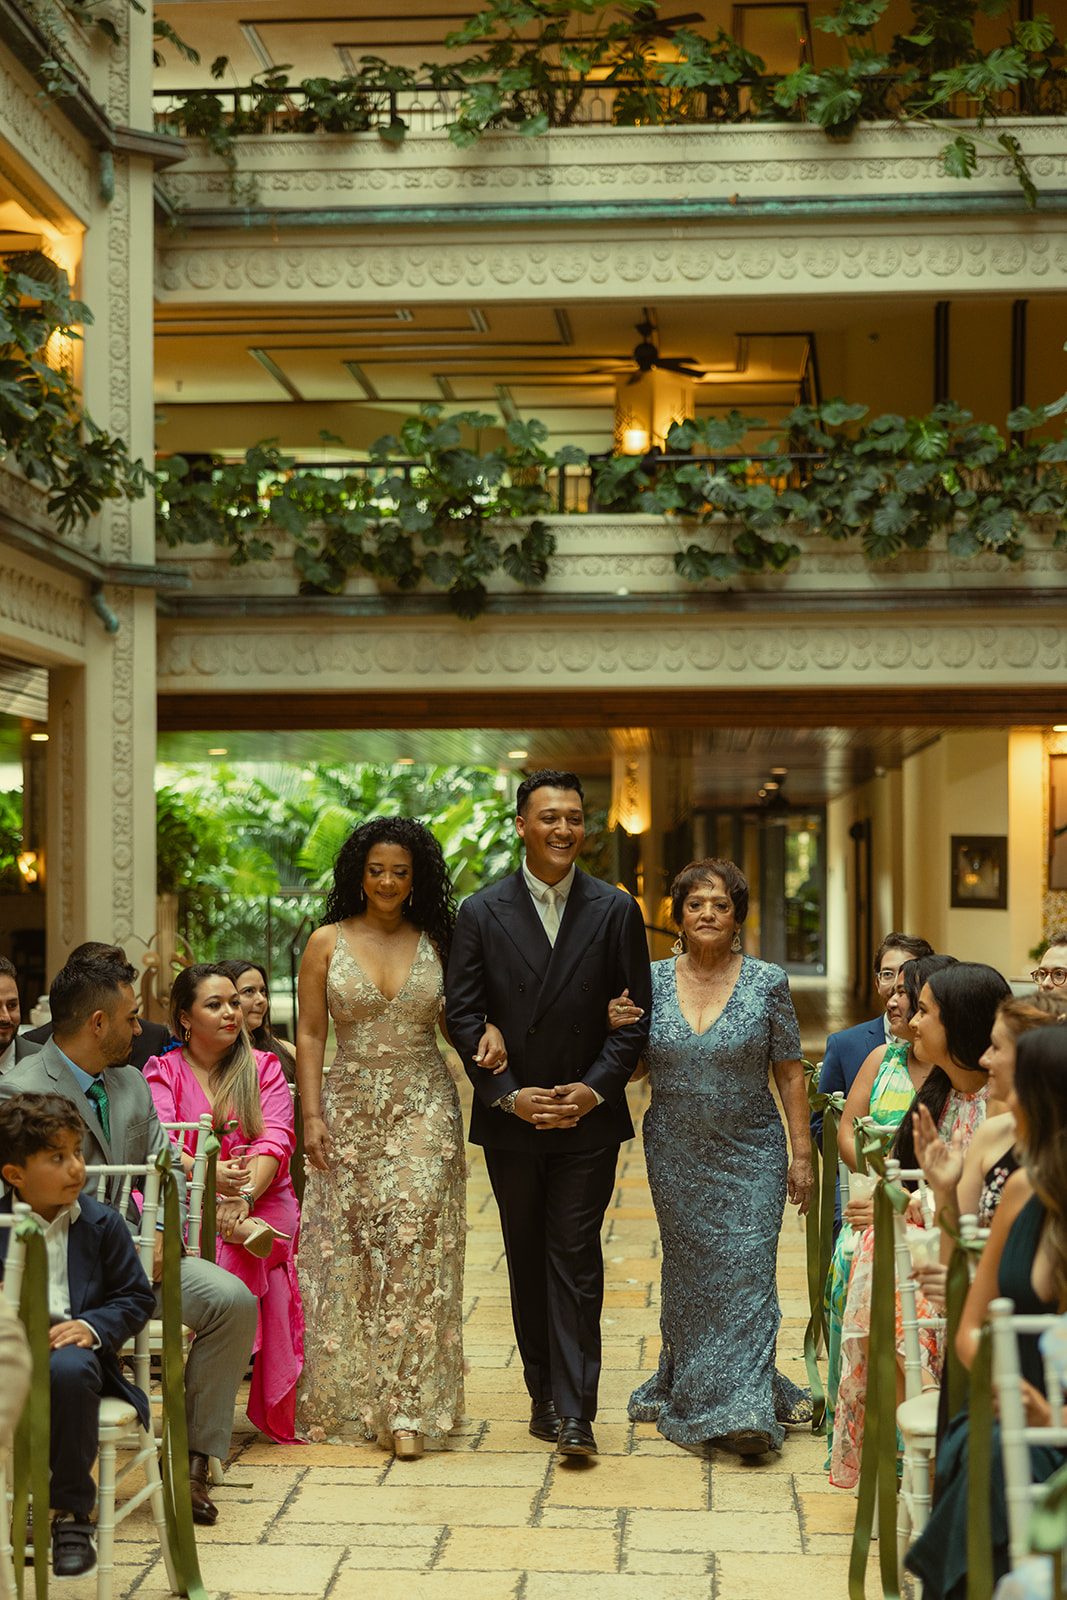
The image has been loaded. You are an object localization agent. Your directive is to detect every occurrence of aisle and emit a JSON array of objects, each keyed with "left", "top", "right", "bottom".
[{"left": 102, "top": 1075, "right": 863, "bottom": 1600}]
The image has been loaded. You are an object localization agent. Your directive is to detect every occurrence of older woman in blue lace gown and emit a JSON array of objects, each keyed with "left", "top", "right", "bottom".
[{"left": 626, "top": 858, "right": 814, "bottom": 1456}]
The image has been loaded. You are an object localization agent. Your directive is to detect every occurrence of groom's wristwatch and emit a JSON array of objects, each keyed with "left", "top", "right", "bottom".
[{"left": 497, "top": 1090, "right": 520, "bottom": 1115}]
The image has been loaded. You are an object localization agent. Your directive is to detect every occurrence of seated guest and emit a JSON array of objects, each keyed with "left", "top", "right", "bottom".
[
  {"left": 216, "top": 959, "right": 296, "bottom": 1080},
  {"left": 0, "top": 956, "right": 40, "bottom": 1075},
  {"left": 823, "top": 954, "right": 955, "bottom": 1448},
  {"left": 913, "top": 992, "right": 1067, "bottom": 1308},
  {"left": 23, "top": 943, "right": 169, "bottom": 1071},
  {"left": 815, "top": 932, "right": 933, "bottom": 1239},
  {"left": 145, "top": 964, "right": 303, "bottom": 1443},
  {"left": 906, "top": 1024, "right": 1067, "bottom": 1599},
  {"left": 0, "top": 957, "right": 258, "bottom": 1525},
  {"left": 1033, "top": 933, "right": 1067, "bottom": 996},
  {"left": 0, "top": 1092, "right": 155, "bottom": 1578},
  {"left": 818, "top": 932, "right": 935, "bottom": 1111},
  {"left": 830, "top": 960, "right": 1011, "bottom": 1487},
  {"left": 0, "top": 1293, "right": 30, "bottom": 1453}
]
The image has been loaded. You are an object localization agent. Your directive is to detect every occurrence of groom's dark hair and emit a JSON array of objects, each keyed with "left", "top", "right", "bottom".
[{"left": 516, "top": 769, "right": 584, "bottom": 816}]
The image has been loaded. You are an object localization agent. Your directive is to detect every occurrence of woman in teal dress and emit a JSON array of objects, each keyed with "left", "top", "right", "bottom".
[{"left": 627, "top": 858, "right": 814, "bottom": 1456}]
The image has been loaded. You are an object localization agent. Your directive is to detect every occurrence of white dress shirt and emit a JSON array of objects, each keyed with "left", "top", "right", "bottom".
[
  {"left": 522, "top": 860, "right": 575, "bottom": 945},
  {"left": 520, "top": 859, "right": 602, "bottom": 1106},
  {"left": 31, "top": 1200, "right": 101, "bottom": 1347},
  {"left": 0, "top": 1040, "right": 13, "bottom": 1077}
]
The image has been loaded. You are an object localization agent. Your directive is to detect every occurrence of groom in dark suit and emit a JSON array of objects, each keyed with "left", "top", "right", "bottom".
[{"left": 446, "top": 770, "right": 651, "bottom": 1457}]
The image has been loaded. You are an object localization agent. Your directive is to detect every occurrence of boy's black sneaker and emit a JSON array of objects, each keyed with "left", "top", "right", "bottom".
[{"left": 51, "top": 1513, "right": 96, "bottom": 1578}]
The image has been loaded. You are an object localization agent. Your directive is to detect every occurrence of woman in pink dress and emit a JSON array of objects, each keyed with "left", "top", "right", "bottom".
[{"left": 145, "top": 963, "right": 304, "bottom": 1443}]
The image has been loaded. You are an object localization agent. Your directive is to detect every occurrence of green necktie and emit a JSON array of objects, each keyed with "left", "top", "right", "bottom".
[{"left": 85, "top": 1078, "right": 110, "bottom": 1143}]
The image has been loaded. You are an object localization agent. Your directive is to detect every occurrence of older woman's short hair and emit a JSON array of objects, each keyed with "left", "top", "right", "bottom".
[{"left": 669, "top": 858, "right": 749, "bottom": 927}]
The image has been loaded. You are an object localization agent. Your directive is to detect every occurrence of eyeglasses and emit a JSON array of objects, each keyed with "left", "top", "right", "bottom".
[
  {"left": 1031, "top": 968, "right": 1067, "bottom": 987},
  {"left": 876, "top": 968, "right": 898, "bottom": 983}
]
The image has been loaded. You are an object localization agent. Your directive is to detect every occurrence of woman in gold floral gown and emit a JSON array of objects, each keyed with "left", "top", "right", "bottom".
[{"left": 294, "top": 818, "right": 504, "bottom": 1458}]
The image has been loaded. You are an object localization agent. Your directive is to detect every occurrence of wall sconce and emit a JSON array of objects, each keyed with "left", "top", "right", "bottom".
[
  {"left": 612, "top": 758, "right": 651, "bottom": 834},
  {"left": 622, "top": 427, "right": 650, "bottom": 454},
  {"left": 17, "top": 851, "right": 39, "bottom": 885}
]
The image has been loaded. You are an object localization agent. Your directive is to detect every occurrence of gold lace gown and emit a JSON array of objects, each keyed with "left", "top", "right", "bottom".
[{"left": 295, "top": 927, "right": 466, "bottom": 1442}]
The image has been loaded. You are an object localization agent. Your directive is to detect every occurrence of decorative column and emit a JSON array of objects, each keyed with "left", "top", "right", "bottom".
[{"left": 44, "top": 1, "right": 159, "bottom": 970}]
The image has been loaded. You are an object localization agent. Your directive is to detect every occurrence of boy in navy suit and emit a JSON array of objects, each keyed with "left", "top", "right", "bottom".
[{"left": 0, "top": 1092, "right": 155, "bottom": 1578}]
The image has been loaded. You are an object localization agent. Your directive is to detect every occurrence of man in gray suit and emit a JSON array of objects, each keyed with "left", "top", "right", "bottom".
[
  {"left": 0, "top": 957, "right": 41, "bottom": 1076},
  {"left": 0, "top": 956, "right": 257, "bottom": 1525}
]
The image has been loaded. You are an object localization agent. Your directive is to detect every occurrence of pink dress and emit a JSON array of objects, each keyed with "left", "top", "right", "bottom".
[{"left": 144, "top": 1047, "right": 305, "bottom": 1443}]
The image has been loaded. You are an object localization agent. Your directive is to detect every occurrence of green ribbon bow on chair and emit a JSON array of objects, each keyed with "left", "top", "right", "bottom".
[
  {"left": 11, "top": 1217, "right": 49, "bottom": 1600},
  {"left": 848, "top": 1134, "right": 910, "bottom": 1600},
  {"left": 199, "top": 1128, "right": 222, "bottom": 1266},
  {"left": 939, "top": 1212, "right": 986, "bottom": 1422},
  {"left": 965, "top": 1324, "right": 996, "bottom": 1600},
  {"left": 155, "top": 1145, "right": 212, "bottom": 1600},
  {"left": 803, "top": 1062, "right": 845, "bottom": 1433}
]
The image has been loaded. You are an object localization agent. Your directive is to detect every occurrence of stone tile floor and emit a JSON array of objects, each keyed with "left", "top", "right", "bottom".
[{"left": 73, "top": 1075, "right": 867, "bottom": 1600}]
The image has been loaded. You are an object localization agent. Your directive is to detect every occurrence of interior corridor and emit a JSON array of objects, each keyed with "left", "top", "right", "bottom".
[{"left": 87, "top": 1071, "right": 865, "bottom": 1600}]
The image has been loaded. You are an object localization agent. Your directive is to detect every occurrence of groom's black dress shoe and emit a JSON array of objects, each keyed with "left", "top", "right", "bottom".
[
  {"left": 557, "top": 1417, "right": 597, "bottom": 1457},
  {"left": 530, "top": 1399, "right": 561, "bottom": 1442}
]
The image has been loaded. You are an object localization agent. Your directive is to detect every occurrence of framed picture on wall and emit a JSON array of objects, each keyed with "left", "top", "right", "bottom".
[
  {"left": 1050, "top": 754, "right": 1067, "bottom": 891},
  {"left": 950, "top": 836, "right": 1008, "bottom": 909}
]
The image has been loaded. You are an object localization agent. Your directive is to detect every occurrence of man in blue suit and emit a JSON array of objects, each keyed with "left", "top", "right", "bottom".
[
  {"left": 0, "top": 1091, "right": 156, "bottom": 1578},
  {"left": 816, "top": 932, "right": 933, "bottom": 1236}
]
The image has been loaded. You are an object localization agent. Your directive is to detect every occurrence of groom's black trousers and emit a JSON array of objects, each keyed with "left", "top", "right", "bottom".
[{"left": 483, "top": 1141, "right": 619, "bottom": 1421}]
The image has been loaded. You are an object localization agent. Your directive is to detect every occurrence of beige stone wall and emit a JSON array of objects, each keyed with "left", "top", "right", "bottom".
[{"left": 0, "top": 3, "right": 159, "bottom": 972}]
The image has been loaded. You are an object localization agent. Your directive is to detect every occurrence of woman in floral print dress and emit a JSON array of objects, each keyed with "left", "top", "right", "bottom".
[{"left": 294, "top": 818, "right": 503, "bottom": 1458}]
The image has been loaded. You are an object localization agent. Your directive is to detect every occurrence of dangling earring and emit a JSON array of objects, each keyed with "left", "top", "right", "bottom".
[
  {"left": 731, "top": 932, "right": 742, "bottom": 954},
  {"left": 671, "top": 936, "right": 685, "bottom": 956}
]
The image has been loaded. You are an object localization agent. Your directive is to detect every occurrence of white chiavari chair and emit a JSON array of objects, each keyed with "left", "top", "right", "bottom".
[
  {"left": 991, "top": 1297, "right": 1067, "bottom": 1573},
  {"left": 891, "top": 1158, "right": 949, "bottom": 1588},
  {"left": 159, "top": 1114, "right": 214, "bottom": 1257},
  {"left": 83, "top": 1163, "right": 179, "bottom": 1600}
]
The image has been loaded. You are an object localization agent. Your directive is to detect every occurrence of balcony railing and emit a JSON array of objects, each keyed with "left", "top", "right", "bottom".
[{"left": 151, "top": 73, "right": 1053, "bottom": 141}]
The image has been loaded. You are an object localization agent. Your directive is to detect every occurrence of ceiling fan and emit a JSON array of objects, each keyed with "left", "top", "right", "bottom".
[
  {"left": 630, "top": 4, "right": 706, "bottom": 40},
  {"left": 624, "top": 309, "right": 706, "bottom": 385}
]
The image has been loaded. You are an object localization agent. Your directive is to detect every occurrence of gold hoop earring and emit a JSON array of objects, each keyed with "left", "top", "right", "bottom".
[
  {"left": 671, "top": 936, "right": 685, "bottom": 956},
  {"left": 182, "top": 1025, "right": 191, "bottom": 1043},
  {"left": 731, "top": 933, "right": 742, "bottom": 954}
]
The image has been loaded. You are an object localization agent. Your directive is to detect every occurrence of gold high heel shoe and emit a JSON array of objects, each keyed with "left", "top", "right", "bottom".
[
  {"left": 392, "top": 1431, "right": 424, "bottom": 1460},
  {"left": 241, "top": 1218, "right": 291, "bottom": 1259}
]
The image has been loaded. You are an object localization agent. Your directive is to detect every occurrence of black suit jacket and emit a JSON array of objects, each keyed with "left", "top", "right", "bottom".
[
  {"left": 446, "top": 868, "right": 652, "bottom": 1153},
  {"left": 24, "top": 1018, "right": 171, "bottom": 1073},
  {"left": 0, "top": 1191, "right": 155, "bottom": 1426}
]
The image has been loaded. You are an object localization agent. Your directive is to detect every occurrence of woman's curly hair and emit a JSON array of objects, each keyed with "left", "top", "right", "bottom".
[{"left": 322, "top": 817, "right": 458, "bottom": 965}]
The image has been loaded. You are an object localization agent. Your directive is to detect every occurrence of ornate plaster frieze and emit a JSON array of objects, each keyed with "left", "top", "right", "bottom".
[
  {"left": 0, "top": 556, "right": 87, "bottom": 656},
  {"left": 156, "top": 118, "right": 1067, "bottom": 216},
  {"left": 107, "top": 586, "right": 135, "bottom": 941},
  {"left": 156, "top": 220, "right": 1067, "bottom": 305},
  {"left": 155, "top": 519, "right": 1067, "bottom": 600},
  {"left": 157, "top": 614, "right": 1067, "bottom": 695},
  {"left": 0, "top": 38, "right": 92, "bottom": 220},
  {"left": 57, "top": 690, "right": 76, "bottom": 946},
  {"left": 103, "top": 154, "right": 133, "bottom": 563}
]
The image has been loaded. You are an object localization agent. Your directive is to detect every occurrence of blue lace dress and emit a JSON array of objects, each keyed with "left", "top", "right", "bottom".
[{"left": 628, "top": 955, "right": 810, "bottom": 1450}]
